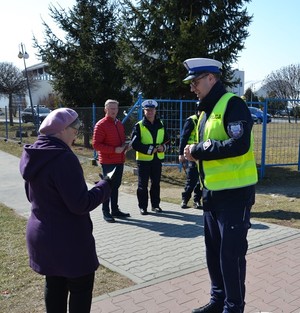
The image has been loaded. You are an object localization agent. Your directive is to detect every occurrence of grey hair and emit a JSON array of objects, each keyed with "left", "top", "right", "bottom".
[{"left": 104, "top": 99, "right": 119, "bottom": 108}]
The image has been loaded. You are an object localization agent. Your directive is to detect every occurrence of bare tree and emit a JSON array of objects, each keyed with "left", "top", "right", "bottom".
[
  {"left": 264, "top": 64, "right": 300, "bottom": 122},
  {"left": 0, "top": 62, "right": 29, "bottom": 126}
]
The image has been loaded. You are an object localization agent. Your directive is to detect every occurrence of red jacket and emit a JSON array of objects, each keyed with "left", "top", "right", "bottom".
[{"left": 92, "top": 116, "right": 126, "bottom": 164}]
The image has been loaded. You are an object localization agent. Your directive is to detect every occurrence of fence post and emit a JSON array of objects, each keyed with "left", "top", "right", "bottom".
[
  {"left": 137, "top": 92, "right": 143, "bottom": 121},
  {"left": 92, "top": 103, "right": 97, "bottom": 164},
  {"left": 259, "top": 100, "right": 268, "bottom": 179},
  {"left": 298, "top": 139, "right": 300, "bottom": 171},
  {"left": 4, "top": 106, "right": 8, "bottom": 141},
  {"left": 18, "top": 105, "right": 23, "bottom": 144},
  {"left": 178, "top": 100, "right": 183, "bottom": 172}
]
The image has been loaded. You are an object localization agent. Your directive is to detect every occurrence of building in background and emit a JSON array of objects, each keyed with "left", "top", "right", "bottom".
[
  {"left": 0, "top": 62, "right": 54, "bottom": 110},
  {"left": 24, "top": 62, "right": 54, "bottom": 107},
  {"left": 229, "top": 69, "right": 244, "bottom": 97}
]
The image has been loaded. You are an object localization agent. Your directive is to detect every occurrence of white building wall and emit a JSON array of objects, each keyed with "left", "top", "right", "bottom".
[
  {"left": 31, "top": 79, "right": 53, "bottom": 106},
  {"left": 229, "top": 70, "right": 245, "bottom": 97}
]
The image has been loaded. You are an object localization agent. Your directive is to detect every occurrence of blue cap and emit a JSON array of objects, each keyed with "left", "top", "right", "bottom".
[
  {"left": 142, "top": 99, "right": 158, "bottom": 109},
  {"left": 183, "top": 58, "right": 222, "bottom": 83}
]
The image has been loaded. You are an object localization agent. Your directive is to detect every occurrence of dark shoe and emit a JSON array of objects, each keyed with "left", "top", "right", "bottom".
[
  {"left": 140, "top": 208, "right": 148, "bottom": 215},
  {"left": 193, "top": 201, "right": 202, "bottom": 210},
  {"left": 151, "top": 207, "right": 162, "bottom": 213},
  {"left": 112, "top": 210, "right": 130, "bottom": 218},
  {"left": 192, "top": 302, "right": 223, "bottom": 313},
  {"left": 103, "top": 212, "right": 115, "bottom": 223},
  {"left": 181, "top": 201, "right": 188, "bottom": 209}
]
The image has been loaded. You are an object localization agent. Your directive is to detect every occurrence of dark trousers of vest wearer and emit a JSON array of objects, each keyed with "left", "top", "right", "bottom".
[
  {"left": 101, "top": 163, "right": 124, "bottom": 214},
  {"left": 204, "top": 206, "right": 251, "bottom": 313},
  {"left": 181, "top": 161, "right": 201, "bottom": 203},
  {"left": 137, "top": 161, "right": 162, "bottom": 209},
  {"left": 44, "top": 272, "right": 95, "bottom": 313}
]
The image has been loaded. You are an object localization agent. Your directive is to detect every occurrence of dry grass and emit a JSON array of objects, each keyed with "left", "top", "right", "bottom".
[{"left": 0, "top": 203, "right": 134, "bottom": 313}]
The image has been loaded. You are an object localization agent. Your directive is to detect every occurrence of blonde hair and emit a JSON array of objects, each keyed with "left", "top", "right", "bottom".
[{"left": 104, "top": 99, "right": 119, "bottom": 108}]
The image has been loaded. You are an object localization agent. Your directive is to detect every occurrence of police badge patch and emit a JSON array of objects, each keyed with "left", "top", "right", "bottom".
[
  {"left": 227, "top": 122, "right": 244, "bottom": 139},
  {"left": 203, "top": 139, "right": 212, "bottom": 150}
]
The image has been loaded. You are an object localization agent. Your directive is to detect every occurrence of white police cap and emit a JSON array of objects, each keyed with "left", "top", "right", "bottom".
[
  {"left": 182, "top": 58, "right": 222, "bottom": 83},
  {"left": 141, "top": 99, "right": 158, "bottom": 109}
]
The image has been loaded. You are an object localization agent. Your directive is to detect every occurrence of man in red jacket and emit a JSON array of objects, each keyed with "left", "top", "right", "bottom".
[{"left": 92, "top": 99, "right": 130, "bottom": 223}]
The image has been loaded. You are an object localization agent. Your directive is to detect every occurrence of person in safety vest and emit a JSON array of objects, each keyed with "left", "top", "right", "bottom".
[
  {"left": 178, "top": 109, "right": 202, "bottom": 209},
  {"left": 131, "top": 99, "right": 170, "bottom": 215},
  {"left": 183, "top": 58, "right": 258, "bottom": 313}
]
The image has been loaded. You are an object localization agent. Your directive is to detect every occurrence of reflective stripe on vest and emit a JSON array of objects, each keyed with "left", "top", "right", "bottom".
[
  {"left": 187, "top": 114, "right": 198, "bottom": 144},
  {"left": 202, "top": 93, "right": 258, "bottom": 190},
  {"left": 136, "top": 121, "right": 165, "bottom": 161}
]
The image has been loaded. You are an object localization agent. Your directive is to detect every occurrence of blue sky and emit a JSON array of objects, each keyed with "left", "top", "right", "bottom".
[{"left": 1, "top": 0, "right": 299, "bottom": 91}]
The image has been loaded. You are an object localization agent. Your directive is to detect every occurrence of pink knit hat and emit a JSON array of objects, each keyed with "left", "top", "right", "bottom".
[{"left": 39, "top": 108, "right": 78, "bottom": 135}]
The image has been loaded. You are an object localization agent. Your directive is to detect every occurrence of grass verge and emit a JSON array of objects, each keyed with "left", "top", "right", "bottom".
[{"left": 0, "top": 203, "right": 134, "bottom": 313}]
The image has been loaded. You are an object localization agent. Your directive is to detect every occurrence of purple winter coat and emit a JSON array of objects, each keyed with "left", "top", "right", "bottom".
[{"left": 19, "top": 135, "right": 111, "bottom": 278}]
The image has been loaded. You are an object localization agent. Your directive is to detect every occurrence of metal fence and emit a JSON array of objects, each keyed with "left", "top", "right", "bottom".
[
  {"left": 1, "top": 95, "right": 299, "bottom": 178},
  {"left": 248, "top": 99, "right": 300, "bottom": 178}
]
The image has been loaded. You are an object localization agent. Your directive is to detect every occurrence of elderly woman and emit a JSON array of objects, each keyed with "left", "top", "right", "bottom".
[{"left": 19, "top": 108, "right": 112, "bottom": 313}]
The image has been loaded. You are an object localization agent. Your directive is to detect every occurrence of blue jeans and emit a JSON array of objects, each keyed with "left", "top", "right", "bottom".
[{"left": 101, "top": 163, "right": 124, "bottom": 214}]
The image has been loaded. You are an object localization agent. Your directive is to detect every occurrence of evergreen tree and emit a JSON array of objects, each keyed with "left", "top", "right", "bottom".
[
  {"left": 34, "top": 0, "right": 132, "bottom": 108},
  {"left": 117, "top": 0, "right": 252, "bottom": 99}
]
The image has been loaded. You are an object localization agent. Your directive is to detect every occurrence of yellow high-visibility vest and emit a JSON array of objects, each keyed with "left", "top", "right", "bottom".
[
  {"left": 187, "top": 114, "right": 198, "bottom": 144},
  {"left": 136, "top": 121, "right": 165, "bottom": 161},
  {"left": 199, "top": 93, "right": 258, "bottom": 190}
]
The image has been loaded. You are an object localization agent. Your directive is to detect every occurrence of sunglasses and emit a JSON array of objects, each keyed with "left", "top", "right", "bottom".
[{"left": 190, "top": 73, "right": 209, "bottom": 88}]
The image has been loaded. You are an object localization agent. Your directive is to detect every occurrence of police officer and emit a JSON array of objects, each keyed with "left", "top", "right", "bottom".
[
  {"left": 178, "top": 110, "right": 202, "bottom": 209},
  {"left": 131, "top": 99, "right": 169, "bottom": 215},
  {"left": 183, "top": 58, "right": 257, "bottom": 313}
]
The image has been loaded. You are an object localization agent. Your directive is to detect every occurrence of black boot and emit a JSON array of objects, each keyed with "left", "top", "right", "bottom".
[
  {"left": 192, "top": 302, "right": 223, "bottom": 313},
  {"left": 112, "top": 209, "right": 130, "bottom": 218},
  {"left": 103, "top": 211, "right": 115, "bottom": 223}
]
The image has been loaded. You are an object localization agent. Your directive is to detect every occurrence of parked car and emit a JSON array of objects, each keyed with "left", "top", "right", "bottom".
[
  {"left": 21, "top": 107, "right": 51, "bottom": 124},
  {"left": 248, "top": 107, "right": 271, "bottom": 124},
  {"left": 251, "top": 113, "right": 258, "bottom": 123},
  {"left": 275, "top": 109, "right": 294, "bottom": 117}
]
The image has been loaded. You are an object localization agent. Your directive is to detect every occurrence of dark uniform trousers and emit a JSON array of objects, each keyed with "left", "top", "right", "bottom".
[
  {"left": 137, "top": 161, "right": 162, "bottom": 209},
  {"left": 204, "top": 205, "right": 251, "bottom": 312},
  {"left": 182, "top": 160, "right": 201, "bottom": 203}
]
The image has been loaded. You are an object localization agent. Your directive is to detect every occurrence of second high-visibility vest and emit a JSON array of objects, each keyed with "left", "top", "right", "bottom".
[
  {"left": 136, "top": 121, "right": 165, "bottom": 161},
  {"left": 187, "top": 114, "right": 198, "bottom": 144}
]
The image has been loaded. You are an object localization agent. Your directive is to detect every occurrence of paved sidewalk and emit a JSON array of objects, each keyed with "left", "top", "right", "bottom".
[{"left": 1, "top": 150, "right": 300, "bottom": 313}]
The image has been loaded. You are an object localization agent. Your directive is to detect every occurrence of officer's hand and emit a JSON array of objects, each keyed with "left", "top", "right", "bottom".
[
  {"left": 184, "top": 145, "right": 197, "bottom": 162},
  {"left": 156, "top": 145, "right": 164, "bottom": 152},
  {"left": 178, "top": 155, "right": 185, "bottom": 163}
]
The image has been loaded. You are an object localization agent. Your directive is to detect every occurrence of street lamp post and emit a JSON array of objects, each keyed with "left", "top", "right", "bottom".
[{"left": 18, "top": 43, "right": 38, "bottom": 134}]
